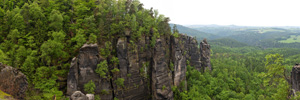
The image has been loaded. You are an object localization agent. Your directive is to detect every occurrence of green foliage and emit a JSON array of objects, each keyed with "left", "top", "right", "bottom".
[
  {"left": 33, "top": 66, "right": 63, "bottom": 99},
  {"left": 0, "top": 0, "right": 171, "bottom": 99},
  {"left": 84, "top": 80, "right": 96, "bottom": 94},
  {"left": 140, "top": 62, "right": 149, "bottom": 78},
  {"left": 162, "top": 85, "right": 166, "bottom": 91},
  {"left": 172, "top": 86, "right": 188, "bottom": 100},
  {"left": 114, "top": 97, "right": 119, "bottom": 100},
  {"left": 100, "top": 42, "right": 112, "bottom": 58},
  {"left": 88, "top": 33, "right": 97, "bottom": 44},
  {"left": 49, "top": 10, "right": 63, "bottom": 31},
  {"left": 185, "top": 43, "right": 293, "bottom": 100},
  {"left": 170, "top": 62, "right": 174, "bottom": 71},
  {"left": 101, "top": 89, "right": 109, "bottom": 95},
  {"left": 96, "top": 60, "right": 109, "bottom": 78},
  {"left": 115, "top": 78, "right": 125, "bottom": 87},
  {"left": 127, "top": 74, "right": 132, "bottom": 77},
  {"left": 0, "top": 49, "right": 8, "bottom": 64},
  {"left": 71, "top": 29, "right": 86, "bottom": 50},
  {"left": 95, "top": 95, "right": 101, "bottom": 100},
  {"left": 279, "top": 35, "right": 300, "bottom": 43},
  {"left": 41, "top": 31, "right": 66, "bottom": 65},
  {"left": 110, "top": 56, "right": 119, "bottom": 66},
  {"left": 111, "top": 68, "right": 120, "bottom": 73}
]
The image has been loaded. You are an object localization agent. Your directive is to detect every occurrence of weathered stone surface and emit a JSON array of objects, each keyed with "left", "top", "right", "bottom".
[
  {"left": 170, "top": 36, "right": 187, "bottom": 87},
  {"left": 291, "top": 64, "right": 300, "bottom": 96},
  {"left": 0, "top": 63, "right": 28, "bottom": 99},
  {"left": 67, "top": 34, "right": 211, "bottom": 100},
  {"left": 170, "top": 34, "right": 202, "bottom": 87},
  {"left": 152, "top": 38, "right": 174, "bottom": 100},
  {"left": 67, "top": 43, "right": 113, "bottom": 99},
  {"left": 200, "top": 39, "right": 211, "bottom": 71},
  {"left": 185, "top": 36, "right": 201, "bottom": 72},
  {"left": 71, "top": 91, "right": 88, "bottom": 100},
  {"left": 113, "top": 37, "right": 151, "bottom": 100},
  {"left": 86, "top": 94, "right": 94, "bottom": 100}
]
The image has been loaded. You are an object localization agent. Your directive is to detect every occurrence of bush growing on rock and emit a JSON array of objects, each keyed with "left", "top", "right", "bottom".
[
  {"left": 115, "top": 78, "right": 125, "bottom": 87},
  {"left": 84, "top": 80, "right": 96, "bottom": 94},
  {"left": 96, "top": 60, "right": 109, "bottom": 78}
]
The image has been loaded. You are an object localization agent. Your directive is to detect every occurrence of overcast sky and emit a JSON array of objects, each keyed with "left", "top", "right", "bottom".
[{"left": 139, "top": 0, "right": 300, "bottom": 26}]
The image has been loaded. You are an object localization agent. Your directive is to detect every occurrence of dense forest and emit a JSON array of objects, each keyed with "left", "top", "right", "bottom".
[
  {"left": 176, "top": 25, "right": 300, "bottom": 99},
  {"left": 0, "top": 0, "right": 172, "bottom": 99},
  {"left": 0, "top": 0, "right": 299, "bottom": 100},
  {"left": 176, "top": 24, "right": 300, "bottom": 49}
]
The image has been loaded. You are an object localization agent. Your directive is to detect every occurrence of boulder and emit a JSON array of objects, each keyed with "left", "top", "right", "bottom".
[
  {"left": 71, "top": 91, "right": 88, "bottom": 100},
  {"left": 0, "top": 63, "right": 28, "bottom": 99},
  {"left": 86, "top": 94, "right": 94, "bottom": 100}
]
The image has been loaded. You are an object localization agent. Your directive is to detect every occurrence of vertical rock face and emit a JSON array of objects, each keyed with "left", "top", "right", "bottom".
[
  {"left": 170, "top": 34, "right": 202, "bottom": 87},
  {"left": 170, "top": 35, "right": 187, "bottom": 87},
  {"left": 291, "top": 64, "right": 300, "bottom": 94},
  {"left": 113, "top": 37, "right": 151, "bottom": 100},
  {"left": 0, "top": 63, "right": 28, "bottom": 99},
  {"left": 152, "top": 38, "right": 174, "bottom": 100},
  {"left": 67, "top": 34, "right": 211, "bottom": 100},
  {"left": 67, "top": 43, "right": 113, "bottom": 99},
  {"left": 186, "top": 36, "right": 202, "bottom": 72},
  {"left": 200, "top": 39, "right": 211, "bottom": 71}
]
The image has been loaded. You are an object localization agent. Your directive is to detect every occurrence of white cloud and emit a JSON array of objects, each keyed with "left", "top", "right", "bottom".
[{"left": 139, "top": 0, "right": 300, "bottom": 26}]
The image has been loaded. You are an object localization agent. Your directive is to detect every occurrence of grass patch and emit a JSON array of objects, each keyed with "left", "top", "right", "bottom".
[
  {"left": 279, "top": 35, "right": 300, "bottom": 43},
  {"left": 257, "top": 28, "right": 285, "bottom": 33}
]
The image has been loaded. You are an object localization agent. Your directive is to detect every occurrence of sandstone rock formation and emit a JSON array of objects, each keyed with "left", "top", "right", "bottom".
[
  {"left": 152, "top": 38, "right": 173, "bottom": 100},
  {"left": 67, "top": 34, "right": 211, "bottom": 100},
  {"left": 200, "top": 39, "right": 212, "bottom": 71},
  {"left": 0, "top": 63, "right": 28, "bottom": 99},
  {"left": 71, "top": 91, "right": 89, "bottom": 100},
  {"left": 291, "top": 64, "right": 300, "bottom": 96},
  {"left": 67, "top": 43, "right": 113, "bottom": 99}
]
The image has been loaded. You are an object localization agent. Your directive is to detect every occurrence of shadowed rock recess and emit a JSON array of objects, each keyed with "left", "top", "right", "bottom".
[{"left": 67, "top": 34, "right": 211, "bottom": 100}]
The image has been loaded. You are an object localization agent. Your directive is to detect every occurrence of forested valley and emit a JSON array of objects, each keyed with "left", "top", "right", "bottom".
[{"left": 0, "top": 0, "right": 299, "bottom": 100}]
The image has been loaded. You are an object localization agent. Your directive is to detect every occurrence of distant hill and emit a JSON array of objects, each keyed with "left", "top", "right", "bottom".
[
  {"left": 187, "top": 25, "right": 291, "bottom": 37},
  {"left": 209, "top": 38, "right": 248, "bottom": 47},
  {"left": 169, "top": 24, "right": 219, "bottom": 41},
  {"left": 183, "top": 24, "right": 300, "bottom": 48}
]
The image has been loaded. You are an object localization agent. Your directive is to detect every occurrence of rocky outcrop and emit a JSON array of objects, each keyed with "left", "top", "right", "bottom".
[
  {"left": 291, "top": 64, "right": 300, "bottom": 96},
  {"left": 112, "top": 37, "right": 151, "bottom": 99},
  {"left": 67, "top": 43, "right": 113, "bottom": 99},
  {"left": 67, "top": 34, "right": 211, "bottom": 100},
  {"left": 200, "top": 39, "right": 211, "bottom": 71},
  {"left": 152, "top": 38, "right": 174, "bottom": 100},
  {"left": 0, "top": 63, "right": 28, "bottom": 99}
]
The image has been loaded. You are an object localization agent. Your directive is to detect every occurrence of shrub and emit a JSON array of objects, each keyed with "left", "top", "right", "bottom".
[
  {"left": 114, "top": 78, "right": 125, "bottom": 87},
  {"left": 95, "top": 95, "right": 101, "bottom": 100},
  {"left": 84, "top": 80, "right": 95, "bottom": 94},
  {"left": 88, "top": 34, "right": 97, "bottom": 44},
  {"left": 96, "top": 60, "right": 108, "bottom": 78},
  {"left": 110, "top": 57, "right": 119, "bottom": 65},
  {"left": 111, "top": 68, "right": 120, "bottom": 73},
  {"left": 170, "top": 62, "right": 174, "bottom": 71},
  {"left": 101, "top": 89, "right": 109, "bottom": 95}
]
